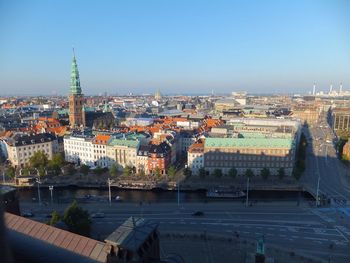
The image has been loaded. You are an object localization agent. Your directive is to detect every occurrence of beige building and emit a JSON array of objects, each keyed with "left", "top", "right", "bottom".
[
  {"left": 292, "top": 105, "right": 320, "bottom": 125},
  {"left": 332, "top": 107, "right": 350, "bottom": 133},
  {"left": 187, "top": 139, "right": 205, "bottom": 175},
  {"left": 4, "top": 133, "right": 58, "bottom": 168},
  {"left": 106, "top": 138, "right": 140, "bottom": 171}
]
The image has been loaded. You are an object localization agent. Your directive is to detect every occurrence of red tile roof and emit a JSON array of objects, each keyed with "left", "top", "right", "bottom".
[{"left": 5, "top": 212, "right": 109, "bottom": 262}]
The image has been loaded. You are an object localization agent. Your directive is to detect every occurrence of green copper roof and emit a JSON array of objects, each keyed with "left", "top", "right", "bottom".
[
  {"left": 205, "top": 137, "right": 294, "bottom": 149},
  {"left": 109, "top": 139, "right": 139, "bottom": 148},
  {"left": 70, "top": 53, "right": 82, "bottom": 95}
]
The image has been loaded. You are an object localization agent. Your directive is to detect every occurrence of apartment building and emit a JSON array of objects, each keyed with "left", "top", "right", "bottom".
[
  {"left": 187, "top": 139, "right": 205, "bottom": 175},
  {"left": 64, "top": 133, "right": 95, "bottom": 166},
  {"left": 4, "top": 133, "right": 58, "bottom": 168},
  {"left": 92, "top": 134, "right": 111, "bottom": 168}
]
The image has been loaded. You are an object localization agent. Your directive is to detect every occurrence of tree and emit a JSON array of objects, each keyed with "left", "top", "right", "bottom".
[
  {"left": 37, "top": 165, "right": 46, "bottom": 177},
  {"left": 80, "top": 164, "right": 90, "bottom": 176},
  {"left": 29, "top": 150, "right": 48, "bottom": 169},
  {"left": 62, "top": 200, "right": 91, "bottom": 236},
  {"left": 48, "top": 153, "right": 65, "bottom": 175},
  {"left": 123, "top": 165, "right": 132, "bottom": 176},
  {"left": 228, "top": 167, "right": 237, "bottom": 178},
  {"left": 154, "top": 167, "right": 161, "bottom": 178},
  {"left": 167, "top": 165, "right": 176, "bottom": 177},
  {"left": 109, "top": 164, "right": 118, "bottom": 177},
  {"left": 48, "top": 211, "right": 61, "bottom": 226},
  {"left": 49, "top": 153, "right": 65, "bottom": 167},
  {"left": 213, "top": 169, "right": 222, "bottom": 178},
  {"left": 260, "top": 168, "right": 270, "bottom": 180},
  {"left": 5, "top": 167, "right": 15, "bottom": 178},
  {"left": 22, "top": 167, "right": 30, "bottom": 176},
  {"left": 277, "top": 167, "right": 285, "bottom": 180},
  {"left": 198, "top": 167, "right": 206, "bottom": 178},
  {"left": 245, "top": 169, "right": 254, "bottom": 178}
]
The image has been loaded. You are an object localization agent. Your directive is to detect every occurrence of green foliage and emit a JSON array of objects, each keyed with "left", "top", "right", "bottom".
[
  {"left": 80, "top": 164, "right": 90, "bottom": 175},
  {"left": 37, "top": 165, "right": 46, "bottom": 177},
  {"left": 49, "top": 153, "right": 65, "bottom": 167},
  {"left": 48, "top": 153, "right": 64, "bottom": 175},
  {"left": 93, "top": 166, "right": 105, "bottom": 175},
  {"left": 123, "top": 165, "right": 132, "bottom": 176},
  {"left": 260, "top": 168, "right": 270, "bottom": 180},
  {"left": 48, "top": 211, "right": 61, "bottom": 226},
  {"left": 154, "top": 167, "right": 161, "bottom": 177},
  {"left": 5, "top": 167, "right": 15, "bottom": 178},
  {"left": 29, "top": 150, "right": 48, "bottom": 169},
  {"left": 167, "top": 165, "right": 176, "bottom": 177},
  {"left": 228, "top": 167, "right": 237, "bottom": 178},
  {"left": 277, "top": 167, "right": 285, "bottom": 180},
  {"left": 336, "top": 136, "right": 348, "bottom": 159},
  {"left": 62, "top": 200, "right": 91, "bottom": 236},
  {"left": 199, "top": 167, "right": 206, "bottom": 178},
  {"left": 22, "top": 167, "right": 30, "bottom": 176},
  {"left": 109, "top": 164, "right": 118, "bottom": 177},
  {"left": 213, "top": 169, "right": 222, "bottom": 178},
  {"left": 245, "top": 169, "right": 254, "bottom": 178}
]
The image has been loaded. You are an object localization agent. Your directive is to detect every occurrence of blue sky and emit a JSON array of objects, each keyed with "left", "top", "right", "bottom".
[{"left": 1, "top": 0, "right": 350, "bottom": 95}]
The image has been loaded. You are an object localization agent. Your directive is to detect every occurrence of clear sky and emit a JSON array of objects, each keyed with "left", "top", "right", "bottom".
[{"left": 1, "top": 0, "right": 350, "bottom": 95}]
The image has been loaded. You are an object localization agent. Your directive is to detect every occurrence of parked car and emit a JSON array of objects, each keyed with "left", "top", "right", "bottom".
[
  {"left": 91, "top": 212, "right": 105, "bottom": 218},
  {"left": 192, "top": 211, "right": 204, "bottom": 216},
  {"left": 22, "top": 212, "right": 34, "bottom": 218}
]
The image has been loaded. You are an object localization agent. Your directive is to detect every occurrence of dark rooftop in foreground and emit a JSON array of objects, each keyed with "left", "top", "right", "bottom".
[{"left": 105, "top": 216, "right": 158, "bottom": 252}]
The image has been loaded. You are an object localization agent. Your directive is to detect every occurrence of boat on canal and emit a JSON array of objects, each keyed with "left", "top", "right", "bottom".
[{"left": 206, "top": 187, "right": 245, "bottom": 198}]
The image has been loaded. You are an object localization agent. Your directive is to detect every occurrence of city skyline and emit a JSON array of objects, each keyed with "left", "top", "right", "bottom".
[{"left": 1, "top": 0, "right": 350, "bottom": 95}]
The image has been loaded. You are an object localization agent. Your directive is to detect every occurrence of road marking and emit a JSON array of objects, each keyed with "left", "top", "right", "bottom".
[{"left": 335, "top": 226, "right": 350, "bottom": 243}]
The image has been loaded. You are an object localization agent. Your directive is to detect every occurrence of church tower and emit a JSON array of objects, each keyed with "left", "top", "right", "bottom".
[{"left": 69, "top": 50, "right": 85, "bottom": 128}]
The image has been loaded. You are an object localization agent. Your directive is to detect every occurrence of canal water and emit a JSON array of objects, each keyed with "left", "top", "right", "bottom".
[{"left": 17, "top": 186, "right": 314, "bottom": 204}]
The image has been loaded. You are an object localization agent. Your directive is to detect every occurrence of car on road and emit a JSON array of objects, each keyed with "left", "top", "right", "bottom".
[
  {"left": 91, "top": 212, "right": 105, "bottom": 218},
  {"left": 22, "top": 212, "right": 34, "bottom": 218},
  {"left": 192, "top": 211, "right": 204, "bottom": 216}
]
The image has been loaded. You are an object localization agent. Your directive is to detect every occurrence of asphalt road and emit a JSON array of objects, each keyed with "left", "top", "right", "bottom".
[
  {"left": 301, "top": 113, "right": 350, "bottom": 204},
  {"left": 20, "top": 201, "right": 350, "bottom": 262}
]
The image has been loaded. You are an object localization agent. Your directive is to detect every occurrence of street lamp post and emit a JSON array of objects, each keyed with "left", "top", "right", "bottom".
[
  {"left": 177, "top": 180, "right": 180, "bottom": 207},
  {"left": 2, "top": 170, "right": 5, "bottom": 184},
  {"left": 316, "top": 174, "right": 320, "bottom": 207},
  {"left": 108, "top": 178, "right": 112, "bottom": 206},
  {"left": 36, "top": 178, "right": 41, "bottom": 206},
  {"left": 49, "top": 186, "right": 54, "bottom": 205},
  {"left": 245, "top": 177, "right": 250, "bottom": 207}
]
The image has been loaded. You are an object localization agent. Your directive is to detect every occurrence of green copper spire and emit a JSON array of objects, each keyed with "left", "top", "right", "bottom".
[{"left": 70, "top": 49, "right": 82, "bottom": 95}]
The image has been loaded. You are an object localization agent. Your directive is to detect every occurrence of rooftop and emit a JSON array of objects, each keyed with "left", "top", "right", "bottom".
[
  {"left": 108, "top": 138, "right": 139, "bottom": 148},
  {"left": 205, "top": 137, "right": 294, "bottom": 149},
  {"left": 5, "top": 212, "right": 109, "bottom": 262},
  {"left": 105, "top": 216, "right": 158, "bottom": 252}
]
